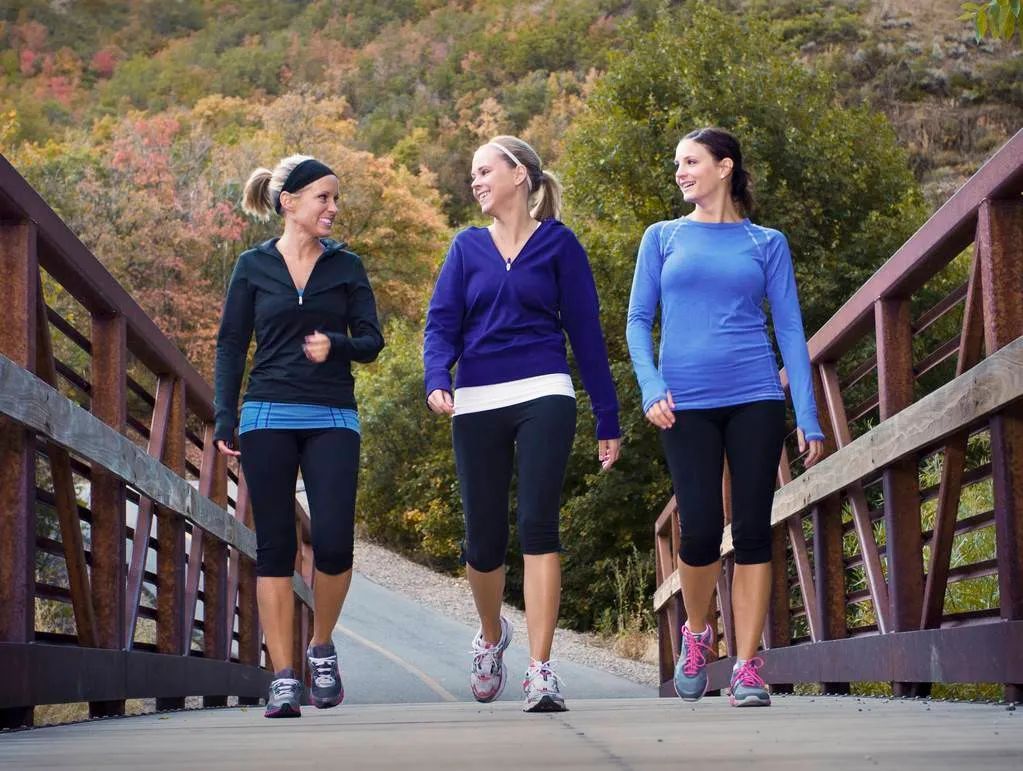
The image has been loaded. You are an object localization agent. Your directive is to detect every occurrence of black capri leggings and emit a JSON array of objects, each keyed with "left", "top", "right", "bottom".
[
  {"left": 452, "top": 395, "right": 577, "bottom": 572},
  {"left": 660, "top": 399, "right": 786, "bottom": 566},
  {"left": 239, "top": 428, "right": 360, "bottom": 577}
]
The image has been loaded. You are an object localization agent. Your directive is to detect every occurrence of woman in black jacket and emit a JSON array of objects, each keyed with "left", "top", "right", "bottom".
[{"left": 214, "top": 154, "right": 384, "bottom": 718}]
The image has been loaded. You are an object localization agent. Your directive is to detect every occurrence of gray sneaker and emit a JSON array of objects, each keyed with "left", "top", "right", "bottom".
[
  {"left": 729, "top": 657, "right": 771, "bottom": 707},
  {"left": 470, "top": 616, "right": 512, "bottom": 703},
  {"left": 307, "top": 642, "right": 344, "bottom": 709},
  {"left": 673, "top": 624, "right": 712, "bottom": 701},
  {"left": 264, "top": 668, "right": 302, "bottom": 718},
  {"left": 522, "top": 659, "right": 567, "bottom": 712}
]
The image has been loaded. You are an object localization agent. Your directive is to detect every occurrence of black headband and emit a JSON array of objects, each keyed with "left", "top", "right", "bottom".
[{"left": 273, "top": 159, "right": 336, "bottom": 214}]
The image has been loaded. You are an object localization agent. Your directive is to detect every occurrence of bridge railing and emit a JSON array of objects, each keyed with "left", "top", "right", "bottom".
[
  {"left": 0, "top": 154, "right": 315, "bottom": 729},
  {"left": 653, "top": 129, "right": 1023, "bottom": 701}
]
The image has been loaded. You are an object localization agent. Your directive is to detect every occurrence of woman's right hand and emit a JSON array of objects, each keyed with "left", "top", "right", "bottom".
[
  {"left": 215, "top": 439, "right": 241, "bottom": 458},
  {"left": 644, "top": 391, "right": 676, "bottom": 430},
  {"left": 427, "top": 389, "right": 455, "bottom": 415}
]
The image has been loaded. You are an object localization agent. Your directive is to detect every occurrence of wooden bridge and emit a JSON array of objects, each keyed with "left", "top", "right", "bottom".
[{"left": 1, "top": 131, "right": 1022, "bottom": 766}]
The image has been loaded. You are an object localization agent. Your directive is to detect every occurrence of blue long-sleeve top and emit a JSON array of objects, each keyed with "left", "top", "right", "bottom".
[
  {"left": 423, "top": 219, "right": 620, "bottom": 439},
  {"left": 626, "top": 218, "right": 824, "bottom": 441}
]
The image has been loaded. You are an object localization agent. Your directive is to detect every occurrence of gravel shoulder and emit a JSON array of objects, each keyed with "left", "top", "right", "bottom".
[{"left": 352, "top": 540, "right": 660, "bottom": 688}]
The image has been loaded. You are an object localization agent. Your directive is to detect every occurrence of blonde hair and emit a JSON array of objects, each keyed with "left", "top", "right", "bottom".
[
  {"left": 486, "top": 135, "right": 563, "bottom": 221},
  {"left": 241, "top": 153, "right": 315, "bottom": 221}
]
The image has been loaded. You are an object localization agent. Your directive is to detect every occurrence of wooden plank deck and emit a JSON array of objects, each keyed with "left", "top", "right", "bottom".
[{"left": 1, "top": 696, "right": 1019, "bottom": 770}]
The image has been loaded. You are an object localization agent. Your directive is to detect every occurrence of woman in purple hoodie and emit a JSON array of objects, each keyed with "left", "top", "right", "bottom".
[{"left": 423, "top": 135, "right": 620, "bottom": 712}]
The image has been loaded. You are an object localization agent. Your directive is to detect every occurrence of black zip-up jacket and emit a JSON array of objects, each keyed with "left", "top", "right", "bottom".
[{"left": 213, "top": 238, "right": 385, "bottom": 443}]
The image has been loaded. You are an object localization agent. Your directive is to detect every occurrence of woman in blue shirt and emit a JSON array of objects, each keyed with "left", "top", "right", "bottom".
[
  {"left": 627, "top": 128, "right": 824, "bottom": 707},
  {"left": 424, "top": 135, "right": 620, "bottom": 712}
]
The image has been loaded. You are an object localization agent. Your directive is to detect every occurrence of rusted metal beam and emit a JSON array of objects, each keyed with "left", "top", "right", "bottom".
[
  {"left": 233, "top": 472, "right": 262, "bottom": 702},
  {"left": 125, "top": 376, "right": 174, "bottom": 649},
  {"left": 762, "top": 527, "right": 791, "bottom": 653},
  {"left": 653, "top": 497, "right": 680, "bottom": 683},
  {"left": 823, "top": 362, "right": 891, "bottom": 633},
  {"left": 202, "top": 425, "right": 230, "bottom": 707},
  {"left": 876, "top": 297, "right": 924, "bottom": 697},
  {"left": 813, "top": 496, "right": 849, "bottom": 693},
  {"left": 922, "top": 248, "right": 987, "bottom": 630},
  {"left": 89, "top": 311, "right": 128, "bottom": 718},
  {"left": 35, "top": 286, "right": 97, "bottom": 649},
  {"left": 156, "top": 378, "right": 187, "bottom": 711},
  {"left": 874, "top": 299, "right": 924, "bottom": 629},
  {"left": 809, "top": 368, "right": 849, "bottom": 690},
  {"left": 787, "top": 514, "right": 820, "bottom": 643},
  {"left": 977, "top": 198, "right": 1023, "bottom": 704},
  {"left": 0, "top": 219, "right": 37, "bottom": 729}
]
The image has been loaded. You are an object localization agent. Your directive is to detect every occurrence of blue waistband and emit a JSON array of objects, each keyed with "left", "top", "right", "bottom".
[{"left": 239, "top": 402, "right": 360, "bottom": 435}]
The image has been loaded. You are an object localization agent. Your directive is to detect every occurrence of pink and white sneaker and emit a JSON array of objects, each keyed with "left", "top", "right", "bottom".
[{"left": 470, "top": 616, "right": 512, "bottom": 703}]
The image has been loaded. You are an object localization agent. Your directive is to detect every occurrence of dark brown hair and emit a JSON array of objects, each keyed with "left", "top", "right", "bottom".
[{"left": 683, "top": 127, "right": 754, "bottom": 214}]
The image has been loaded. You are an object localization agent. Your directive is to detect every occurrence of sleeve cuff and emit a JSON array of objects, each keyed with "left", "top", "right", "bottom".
[
  {"left": 595, "top": 411, "right": 621, "bottom": 441},
  {"left": 424, "top": 369, "right": 452, "bottom": 398},
  {"left": 213, "top": 420, "right": 237, "bottom": 446},
  {"left": 324, "top": 331, "right": 349, "bottom": 360},
  {"left": 800, "top": 424, "right": 825, "bottom": 442}
]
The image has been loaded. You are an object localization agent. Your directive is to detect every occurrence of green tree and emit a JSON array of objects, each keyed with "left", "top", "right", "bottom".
[
  {"left": 960, "top": 1, "right": 1021, "bottom": 43},
  {"left": 550, "top": 1, "right": 926, "bottom": 628}
]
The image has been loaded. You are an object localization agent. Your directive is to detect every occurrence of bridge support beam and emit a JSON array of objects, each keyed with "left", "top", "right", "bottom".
[
  {"left": 0, "top": 220, "right": 37, "bottom": 729},
  {"left": 978, "top": 198, "right": 1023, "bottom": 704},
  {"left": 89, "top": 311, "right": 128, "bottom": 718},
  {"left": 156, "top": 378, "right": 187, "bottom": 711},
  {"left": 875, "top": 297, "right": 924, "bottom": 698}
]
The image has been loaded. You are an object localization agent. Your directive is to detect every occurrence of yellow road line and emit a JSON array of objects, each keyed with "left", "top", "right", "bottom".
[{"left": 336, "top": 624, "right": 458, "bottom": 702}]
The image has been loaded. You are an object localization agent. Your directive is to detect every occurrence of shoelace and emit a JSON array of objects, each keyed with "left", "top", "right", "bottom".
[
  {"left": 732, "top": 657, "right": 767, "bottom": 688},
  {"left": 270, "top": 678, "right": 299, "bottom": 700},
  {"left": 470, "top": 641, "right": 501, "bottom": 677},
  {"left": 308, "top": 655, "right": 338, "bottom": 688},
  {"left": 681, "top": 625, "right": 712, "bottom": 677},
  {"left": 523, "top": 660, "right": 565, "bottom": 694}
]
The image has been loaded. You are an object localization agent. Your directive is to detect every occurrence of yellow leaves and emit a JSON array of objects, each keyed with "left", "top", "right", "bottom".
[
  {"left": 403, "top": 508, "right": 426, "bottom": 527},
  {"left": 464, "top": 96, "right": 508, "bottom": 141},
  {"left": 0, "top": 109, "right": 18, "bottom": 152},
  {"left": 261, "top": 91, "right": 356, "bottom": 149}
]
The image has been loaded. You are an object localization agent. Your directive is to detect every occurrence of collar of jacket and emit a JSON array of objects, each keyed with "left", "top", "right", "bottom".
[{"left": 253, "top": 237, "right": 349, "bottom": 258}]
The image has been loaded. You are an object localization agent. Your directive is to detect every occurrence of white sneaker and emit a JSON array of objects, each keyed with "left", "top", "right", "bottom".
[
  {"left": 522, "top": 659, "right": 567, "bottom": 712},
  {"left": 470, "top": 616, "right": 512, "bottom": 703}
]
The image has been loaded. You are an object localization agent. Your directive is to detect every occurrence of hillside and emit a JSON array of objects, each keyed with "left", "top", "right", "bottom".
[{"left": 2, "top": 0, "right": 1020, "bottom": 220}]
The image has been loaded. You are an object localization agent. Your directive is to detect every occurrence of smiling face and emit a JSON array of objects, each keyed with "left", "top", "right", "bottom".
[
  {"left": 470, "top": 144, "right": 528, "bottom": 217},
  {"left": 674, "top": 138, "right": 733, "bottom": 207},
  {"left": 281, "top": 175, "right": 339, "bottom": 236}
]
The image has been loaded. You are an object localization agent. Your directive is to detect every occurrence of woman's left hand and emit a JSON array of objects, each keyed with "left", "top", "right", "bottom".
[
  {"left": 797, "top": 428, "right": 824, "bottom": 468},
  {"left": 303, "top": 330, "right": 331, "bottom": 363},
  {"left": 598, "top": 438, "right": 621, "bottom": 472}
]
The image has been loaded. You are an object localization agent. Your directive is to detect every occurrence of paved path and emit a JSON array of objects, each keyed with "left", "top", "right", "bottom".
[
  {"left": 338, "top": 573, "right": 652, "bottom": 704},
  {"left": 2, "top": 697, "right": 1019, "bottom": 770}
]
